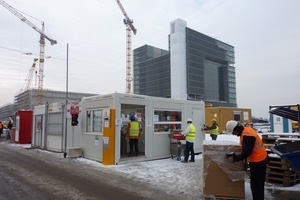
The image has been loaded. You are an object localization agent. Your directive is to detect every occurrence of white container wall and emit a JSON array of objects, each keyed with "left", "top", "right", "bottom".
[
  {"left": 32, "top": 102, "right": 82, "bottom": 152},
  {"left": 81, "top": 92, "right": 205, "bottom": 165}
]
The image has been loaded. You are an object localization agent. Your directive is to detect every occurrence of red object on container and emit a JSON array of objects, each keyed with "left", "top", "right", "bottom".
[
  {"left": 15, "top": 110, "right": 33, "bottom": 144},
  {"left": 171, "top": 130, "right": 185, "bottom": 140}
]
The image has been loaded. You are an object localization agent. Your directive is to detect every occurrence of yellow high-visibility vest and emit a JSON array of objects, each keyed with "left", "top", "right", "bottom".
[
  {"left": 129, "top": 121, "right": 140, "bottom": 139},
  {"left": 186, "top": 124, "right": 196, "bottom": 141}
]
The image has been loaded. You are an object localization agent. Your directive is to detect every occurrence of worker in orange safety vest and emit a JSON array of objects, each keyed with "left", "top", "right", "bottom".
[{"left": 226, "top": 120, "right": 270, "bottom": 200}]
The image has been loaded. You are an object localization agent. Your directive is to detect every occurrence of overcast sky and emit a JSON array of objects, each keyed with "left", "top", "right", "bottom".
[{"left": 1, "top": 0, "right": 299, "bottom": 118}]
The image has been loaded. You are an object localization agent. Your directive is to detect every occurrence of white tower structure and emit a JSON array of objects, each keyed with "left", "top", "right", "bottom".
[{"left": 170, "top": 19, "right": 187, "bottom": 100}]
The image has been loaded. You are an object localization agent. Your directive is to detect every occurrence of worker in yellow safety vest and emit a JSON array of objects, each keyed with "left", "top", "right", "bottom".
[
  {"left": 204, "top": 118, "right": 219, "bottom": 140},
  {"left": 126, "top": 115, "right": 141, "bottom": 157},
  {"left": 226, "top": 120, "right": 269, "bottom": 200},
  {"left": 181, "top": 118, "right": 196, "bottom": 163}
]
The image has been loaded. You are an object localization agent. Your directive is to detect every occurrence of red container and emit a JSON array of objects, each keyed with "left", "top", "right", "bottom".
[
  {"left": 171, "top": 130, "right": 185, "bottom": 140},
  {"left": 15, "top": 110, "right": 33, "bottom": 144}
]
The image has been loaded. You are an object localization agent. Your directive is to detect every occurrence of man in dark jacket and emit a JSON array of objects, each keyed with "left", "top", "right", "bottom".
[{"left": 226, "top": 120, "right": 269, "bottom": 200}]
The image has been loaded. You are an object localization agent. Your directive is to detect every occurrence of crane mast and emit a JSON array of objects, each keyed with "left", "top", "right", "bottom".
[
  {"left": 19, "top": 58, "right": 38, "bottom": 110},
  {"left": 24, "top": 58, "right": 38, "bottom": 91},
  {"left": 115, "top": 0, "right": 137, "bottom": 93},
  {"left": 0, "top": 0, "right": 57, "bottom": 105}
]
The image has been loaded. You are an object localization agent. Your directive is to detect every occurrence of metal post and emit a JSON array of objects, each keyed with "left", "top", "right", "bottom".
[
  {"left": 64, "top": 43, "right": 69, "bottom": 158},
  {"left": 297, "top": 104, "right": 300, "bottom": 133},
  {"left": 72, "top": 126, "right": 74, "bottom": 147},
  {"left": 44, "top": 102, "right": 49, "bottom": 149}
]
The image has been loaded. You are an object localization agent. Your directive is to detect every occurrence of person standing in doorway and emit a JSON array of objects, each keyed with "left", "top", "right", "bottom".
[
  {"left": 6, "top": 120, "right": 13, "bottom": 140},
  {"left": 181, "top": 118, "right": 196, "bottom": 163},
  {"left": 126, "top": 115, "right": 141, "bottom": 156},
  {"left": 7, "top": 120, "right": 13, "bottom": 130},
  {"left": 226, "top": 120, "right": 269, "bottom": 200},
  {"left": 204, "top": 118, "right": 219, "bottom": 140}
]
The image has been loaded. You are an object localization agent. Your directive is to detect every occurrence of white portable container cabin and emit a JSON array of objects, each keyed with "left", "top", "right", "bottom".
[
  {"left": 32, "top": 102, "right": 80, "bottom": 152},
  {"left": 81, "top": 92, "right": 205, "bottom": 165}
]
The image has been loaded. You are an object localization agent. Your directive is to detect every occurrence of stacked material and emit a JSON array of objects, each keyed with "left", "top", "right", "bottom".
[{"left": 203, "top": 140, "right": 246, "bottom": 200}]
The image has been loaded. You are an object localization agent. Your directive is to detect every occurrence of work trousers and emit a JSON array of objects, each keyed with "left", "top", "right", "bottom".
[
  {"left": 129, "top": 138, "right": 139, "bottom": 156},
  {"left": 184, "top": 141, "right": 194, "bottom": 161},
  {"left": 210, "top": 134, "right": 218, "bottom": 140},
  {"left": 250, "top": 164, "right": 267, "bottom": 200}
]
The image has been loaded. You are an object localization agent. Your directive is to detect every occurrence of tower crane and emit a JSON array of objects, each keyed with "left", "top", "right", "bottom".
[
  {"left": 115, "top": 0, "right": 137, "bottom": 93},
  {"left": 24, "top": 58, "right": 38, "bottom": 91},
  {"left": 19, "top": 58, "right": 38, "bottom": 110},
  {"left": 0, "top": 0, "right": 57, "bottom": 105}
]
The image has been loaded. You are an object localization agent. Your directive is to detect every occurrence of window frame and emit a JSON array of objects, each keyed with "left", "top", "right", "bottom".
[{"left": 86, "top": 109, "right": 103, "bottom": 135}]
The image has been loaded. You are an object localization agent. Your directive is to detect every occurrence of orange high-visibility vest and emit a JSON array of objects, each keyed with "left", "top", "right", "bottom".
[{"left": 240, "top": 127, "right": 267, "bottom": 162}]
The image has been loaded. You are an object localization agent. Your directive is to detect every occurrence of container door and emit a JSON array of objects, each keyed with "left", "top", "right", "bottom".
[
  {"left": 34, "top": 115, "right": 43, "bottom": 147},
  {"left": 15, "top": 116, "right": 20, "bottom": 142},
  {"left": 120, "top": 105, "right": 145, "bottom": 158},
  {"left": 193, "top": 107, "right": 204, "bottom": 153}
]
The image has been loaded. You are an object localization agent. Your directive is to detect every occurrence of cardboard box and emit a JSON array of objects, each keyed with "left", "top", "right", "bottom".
[
  {"left": 203, "top": 141, "right": 245, "bottom": 199},
  {"left": 68, "top": 147, "right": 82, "bottom": 158}
]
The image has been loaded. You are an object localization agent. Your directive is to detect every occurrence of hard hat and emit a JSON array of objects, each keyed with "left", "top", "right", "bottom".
[
  {"left": 226, "top": 120, "right": 238, "bottom": 133},
  {"left": 187, "top": 118, "right": 192, "bottom": 123},
  {"left": 211, "top": 118, "right": 217, "bottom": 122},
  {"left": 129, "top": 115, "right": 136, "bottom": 121}
]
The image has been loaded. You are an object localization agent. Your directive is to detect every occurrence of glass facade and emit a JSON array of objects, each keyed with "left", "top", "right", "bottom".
[
  {"left": 133, "top": 22, "right": 237, "bottom": 108},
  {"left": 133, "top": 45, "right": 170, "bottom": 97},
  {"left": 185, "top": 28, "right": 236, "bottom": 107}
]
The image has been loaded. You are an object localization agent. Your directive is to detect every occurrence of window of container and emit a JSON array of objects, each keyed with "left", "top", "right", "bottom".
[
  {"left": 86, "top": 109, "right": 103, "bottom": 134},
  {"left": 233, "top": 111, "right": 241, "bottom": 122},
  {"left": 153, "top": 110, "right": 182, "bottom": 133}
]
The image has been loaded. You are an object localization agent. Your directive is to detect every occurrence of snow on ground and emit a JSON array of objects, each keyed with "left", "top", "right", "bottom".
[{"left": 7, "top": 134, "right": 300, "bottom": 199}]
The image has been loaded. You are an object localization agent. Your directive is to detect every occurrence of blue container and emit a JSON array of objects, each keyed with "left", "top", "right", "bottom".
[
  {"left": 271, "top": 141, "right": 300, "bottom": 176},
  {"left": 280, "top": 151, "right": 300, "bottom": 175}
]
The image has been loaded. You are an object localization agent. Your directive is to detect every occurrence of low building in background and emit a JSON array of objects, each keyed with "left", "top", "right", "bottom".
[
  {"left": 205, "top": 107, "right": 252, "bottom": 133},
  {"left": 0, "top": 89, "right": 97, "bottom": 122}
]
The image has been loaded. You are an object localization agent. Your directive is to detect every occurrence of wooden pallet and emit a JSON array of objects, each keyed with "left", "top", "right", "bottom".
[
  {"left": 264, "top": 143, "right": 275, "bottom": 150},
  {"left": 267, "top": 165, "right": 299, "bottom": 186},
  {"left": 262, "top": 137, "right": 278, "bottom": 144},
  {"left": 266, "top": 155, "right": 300, "bottom": 186},
  {"left": 266, "top": 171, "right": 299, "bottom": 181},
  {"left": 267, "top": 165, "right": 297, "bottom": 175},
  {"left": 204, "top": 196, "right": 244, "bottom": 200},
  {"left": 267, "top": 156, "right": 290, "bottom": 170},
  {"left": 266, "top": 174, "right": 300, "bottom": 187}
]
